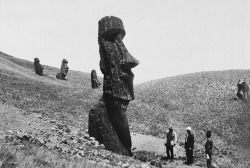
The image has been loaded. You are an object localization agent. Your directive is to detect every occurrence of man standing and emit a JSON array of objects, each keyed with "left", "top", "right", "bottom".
[
  {"left": 185, "top": 126, "right": 194, "bottom": 165},
  {"left": 165, "top": 126, "right": 177, "bottom": 162},
  {"left": 205, "top": 130, "right": 213, "bottom": 168}
]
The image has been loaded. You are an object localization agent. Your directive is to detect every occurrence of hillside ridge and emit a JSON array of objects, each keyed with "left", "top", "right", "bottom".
[{"left": 1, "top": 51, "right": 250, "bottom": 167}]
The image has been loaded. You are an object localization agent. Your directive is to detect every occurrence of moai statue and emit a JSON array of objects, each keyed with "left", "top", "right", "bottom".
[
  {"left": 56, "top": 59, "right": 69, "bottom": 80},
  {"left": 91, "top": 70, "right": 101, "bottom": 89},
  {"left": 34, "top": 58, "right": 44, "bottom": 76},
  {"left": 89, "top": 16, "right": 139, "bottom": 156},
  {"left": 237, "top": 79, "right": 249, "bottom": 103}
]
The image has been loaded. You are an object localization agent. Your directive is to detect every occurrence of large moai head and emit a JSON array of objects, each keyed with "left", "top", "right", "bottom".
[
  {"left": 91, "top": 69, "right": 98, "bottom": 80},
  {"left": 62, "top": 59, "right": 69, "bottom": 73},
  {"left": 34, "top": 58, "right": 43, "bottom": 76},
  {"left": 34, "top": 58, "right": 40, "bottom": 63},
  {"left": 98, "top": 16, "right": 139, "bottom": 101}
]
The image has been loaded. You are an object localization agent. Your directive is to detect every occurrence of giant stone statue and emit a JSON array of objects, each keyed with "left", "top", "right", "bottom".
[
  {"left": 91, "top": 70, "right": 101, "bottom": 89},
  {"left": 237, "top": 79, "right": 249, "bottom": 103},
  {"left": 34, "top": 58, "right": 44, "bottom": 76},
  {"left": 89, "top": 16, "right": 139, "bottom": 156},
  {"left": 56, "top": 59, "right": 69, "bottom": 80}
]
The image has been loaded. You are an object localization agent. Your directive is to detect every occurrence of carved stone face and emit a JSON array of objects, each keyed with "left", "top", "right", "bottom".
[{"left": 98, "top": 16, "right": 139, "bottom": 101}]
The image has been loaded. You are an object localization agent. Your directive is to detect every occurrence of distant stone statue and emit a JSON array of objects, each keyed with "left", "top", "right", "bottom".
[
  {"left": 34, "top": 58, "right": 44, "bottom": 76},
  {"left": 91, "top": 70, "right": 101, "bottom": 89},
  {"left": 56, "top": 59, "right": 69, "bottom": 80},
  {"left": 89, "top": 16, "right": 139, "bottom": 156},
  {"left": 237, "top": 79, "right": 249, "bottom": 102}
]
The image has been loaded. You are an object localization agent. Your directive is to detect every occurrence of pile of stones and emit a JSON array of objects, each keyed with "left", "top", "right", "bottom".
[{"left": 3, "top": 118, "right": 152, "bottom": 168}]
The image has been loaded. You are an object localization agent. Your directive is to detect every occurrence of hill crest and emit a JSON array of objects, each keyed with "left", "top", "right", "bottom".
[{"left": 1, "top": 51, "right": 250, "bottom": 167}]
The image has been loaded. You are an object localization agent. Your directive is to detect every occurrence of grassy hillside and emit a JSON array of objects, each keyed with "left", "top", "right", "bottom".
[
  {"left": 0, "top": 52, "right": 155, "bottom": 168},
  {"left": 1, "top": 51, "right": 250, "bottom": 167},
  {"left": 127, "top": 70, "right": 250, "bottom": 167},
  {"left": 133, "top": 71, "right": 250, "bottom": 144},
  {"left": 0, "top": 51, "right": 102, "bottom": 129}
]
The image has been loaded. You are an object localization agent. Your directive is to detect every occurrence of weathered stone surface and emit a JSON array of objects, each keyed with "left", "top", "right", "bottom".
[
  {"left": 34, "top": 58, "right": 44, "bottom": 76},
  {"left": 89, "top": 98, "right": 131, "bottom": 156},
  {"left": 56, "top": 59, "right": 69, "bottom": 80},
  {"left": 98, "top": 16, "right": 139, "bottom": 101},
  {"left": 91, "top": 70, "right": 101, "bottom": 89},
  {"left": 89, "top": 16, "right": 139, "bottom": 156}
]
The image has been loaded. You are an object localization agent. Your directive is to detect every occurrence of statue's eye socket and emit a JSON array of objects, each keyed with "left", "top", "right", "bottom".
[
  {"left": 102, "top": 30, "right": 124, "bottom": 42},
  {"left": 103, "top": 35, "right": 116, "bottom": 42},
  {"left": 103, "top": 32, "right": 119, "bottom": 42}
]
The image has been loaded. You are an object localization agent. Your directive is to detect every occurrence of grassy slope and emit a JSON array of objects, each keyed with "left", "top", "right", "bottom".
[
  {"left": 128, "top": 70, "right": 250, "bottom": 167},
  {"left": 1, "top": 51, "right": 250, "bottom": 167},
  {"left": 133, "top": 71, "right": 250, "bottom": 144},
  {"left": 0, "top": 51, "right": 102, "bottom": 130}
]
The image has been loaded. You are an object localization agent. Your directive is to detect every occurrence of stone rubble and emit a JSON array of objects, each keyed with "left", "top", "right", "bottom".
[{"left": 3, "top": 117, "right": 155, "bottom": 168}]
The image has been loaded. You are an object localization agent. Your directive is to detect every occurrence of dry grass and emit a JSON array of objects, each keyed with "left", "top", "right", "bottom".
[
  {"left": 1, "top": 51, "right": 250, "bottom": 167},
  {"left": 0, "top": 142, "right": 107, "bottom": 168},
  {"left": 129, "top": 70, "right": 250, "bottom": 167}
]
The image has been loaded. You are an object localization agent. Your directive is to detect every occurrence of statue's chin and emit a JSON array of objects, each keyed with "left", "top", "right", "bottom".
[{"left": 119, "top": 75, "right": 134, "bottom": 101}]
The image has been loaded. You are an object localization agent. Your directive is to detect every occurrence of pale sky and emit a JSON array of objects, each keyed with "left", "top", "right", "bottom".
[{"left": 0, "top": 0, "right": 250, "bottom": 84}]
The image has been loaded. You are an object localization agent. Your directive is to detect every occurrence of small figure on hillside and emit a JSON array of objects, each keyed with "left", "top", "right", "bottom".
[
  {"left": 236, "top": 79, "right": 249, "bottom": 102},
  {"left": 205, "top": 130, "right": 213, "bottom": 168},
  {"left": 91, "top": 70, "right": 101, "bottom": 89},
  {"left": 184, "top": 126, "right": 194, "bottom": 165},
  {"left": 34, "top": 58, "right": 44, "bottom": 76},
  {"left": 56, "top": 59, "right": 69, "bottom": 80},
  {"left": 165, "top": 126, "right": 177, "bottom": 162}
]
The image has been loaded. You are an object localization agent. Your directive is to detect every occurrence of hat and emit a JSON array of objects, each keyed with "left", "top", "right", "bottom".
[
  {"left": 34, "top": 58, "right": 40, "bottom": 62},
  {"left": 239, "top": 79, "right": 244, "bottom": 84},
  {"left": 186, "top": 126, "right": 191, "bottom": 131},
  {"left": 62, "top": 59, "right": 68, "bottom": 63}
]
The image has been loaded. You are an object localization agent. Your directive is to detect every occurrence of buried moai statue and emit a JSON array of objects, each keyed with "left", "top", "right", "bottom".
[
  {"left": 236, "top": 79, "right": 249, "bottom": 103},
  {"left": 56, "top": 59, "right": 69, "bottom": 80},
  {"left": 88, "top": 16, "right": 139, "bottom": 156},
  {"left": 91, "top": 70, "right": 101, "bottom": 89},
  {"left": 34, "top": 58, "right": 44, "bottom": 76}
]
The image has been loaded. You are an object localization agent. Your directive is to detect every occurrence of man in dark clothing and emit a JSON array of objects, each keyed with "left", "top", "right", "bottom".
[
  {"left": 185, "top": 126, "right": 194, "bottom": 165},
  {"left": 165, "top": 127, "right": 177, "bottom": 162},
  {"left": 205, "top": 130, "right": 213, "bottom": 168},
  {"left": 34, "top": 58, "right": 44, "bottom": 76}
]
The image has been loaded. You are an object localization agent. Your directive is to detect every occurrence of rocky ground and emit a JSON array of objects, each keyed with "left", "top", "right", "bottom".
[
  {"left": 0, "top": 102, "right": 151, "bottom": 168},
  {"left": 0, "top": 102, "right": 217, "bottom": 168}
]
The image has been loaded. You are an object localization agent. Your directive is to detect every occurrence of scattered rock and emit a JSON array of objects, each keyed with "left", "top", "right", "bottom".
[
  {"left": 140, "top": 163, "right": 150, "bottom": 168},
  {"left": 87, "top": 160, "right": 97, "bottom": 165},
  {"left": 122, "top": 163, "right": 130, "bottom": 168},
  {"left": 50, "top": 119, "right": 56, "bottom": 123},
  {"left": 89, "top": 137, "right": 95, "bottom": 141},
  {"left": 6, "top": 130, "right": 14, "bottom": 135},
  {"left": 78, "top": 150, "right": 85, "bottom": 157}
]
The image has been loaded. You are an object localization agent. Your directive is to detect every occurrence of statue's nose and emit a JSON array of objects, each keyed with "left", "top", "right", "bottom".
[{"left": 122, "top": 51, "right": 140, "bottom": 69}]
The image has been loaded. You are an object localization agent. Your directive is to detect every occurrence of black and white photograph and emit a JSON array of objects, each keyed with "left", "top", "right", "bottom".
[{"left": 0, "top": 0, "right": 249, "bottom": 167}]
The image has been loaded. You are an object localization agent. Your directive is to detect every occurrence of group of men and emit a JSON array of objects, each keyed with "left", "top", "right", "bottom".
[
  {"left": 165, "top": 126, "right": 213, "bottom": 167},
  {"left": 34, "top": 58, "right": 69, "bottom": 80}
]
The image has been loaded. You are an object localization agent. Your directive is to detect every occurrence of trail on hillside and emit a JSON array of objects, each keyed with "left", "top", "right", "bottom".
[{"left": 131, "top": 133, "right": 207, "bottom": 168}]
